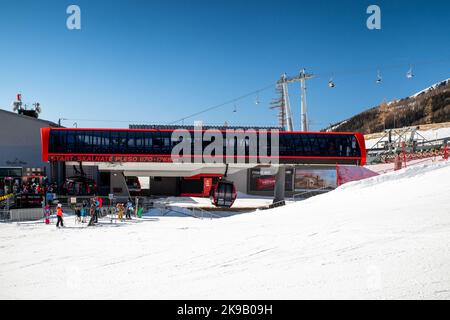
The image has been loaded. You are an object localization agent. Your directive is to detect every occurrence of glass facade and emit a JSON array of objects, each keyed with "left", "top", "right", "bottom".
[
  {"left": 278, "top": 134, "right": 360, "bottom": 157},
  {"left": 0, "top": 167, "right": 23, "bottom": 177},
  {"left": 48, "top": 129, "right": 361, "bottom": 159}
]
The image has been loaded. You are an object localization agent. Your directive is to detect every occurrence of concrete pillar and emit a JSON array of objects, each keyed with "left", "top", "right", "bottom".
[
  {"left": 273, "top": 166, "right": 286, "bottom": 206},
  {"left": 110, "top": 171, "right": 131, "bottom": 198},
  {"left": 51, "top": 161, "right": 65, "bottom": 186}
]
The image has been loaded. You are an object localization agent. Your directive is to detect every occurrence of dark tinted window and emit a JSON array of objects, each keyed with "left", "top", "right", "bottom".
[{"left": 48, "top": 130, "right": 361, "bottom": 158}]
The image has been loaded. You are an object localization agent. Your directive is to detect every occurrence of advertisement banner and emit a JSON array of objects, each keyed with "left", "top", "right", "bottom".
[
  {"left": 294, "top": 168, "right": 337, "bottom": 192},
  {"left": 249, "top": 168, "right": 293, "bottom": 192}
]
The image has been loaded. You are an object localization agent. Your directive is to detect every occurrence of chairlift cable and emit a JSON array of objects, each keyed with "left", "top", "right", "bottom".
[{"left": 55, "top": 57, "right": 450, "bottom": 127}]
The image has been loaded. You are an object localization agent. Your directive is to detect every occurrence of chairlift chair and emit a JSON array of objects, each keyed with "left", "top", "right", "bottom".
[
  {"left": 376, "top": 71, "right": 382, "bottom": 84},
  {"left": 406, "top": 67, "right": 414, "bottom": 79},
  {"left": 255, "top": 92, "right": 260, "bottom": 105},
  {"left": 328, "top": 79, "right": 336, "bottom": 88}
]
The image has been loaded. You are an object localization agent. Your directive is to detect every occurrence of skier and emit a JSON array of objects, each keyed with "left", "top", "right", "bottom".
[
  {"left": 56, "top": 204, "right": 64, "bottom": 228},
  {"left": 81, "top": 201, "right": 87, "bottom": 223},
  {"left": 126, "top": 199, "right": 133, "bottom": 220},
  {"left": 75, "top": 205, "right": 81, "bottom": 224},
  {"left": 94, "top": 197, "right": 100, "bottom": 223},
  {"left": 88, "top": 197, "right": 100, "bottom": 226},
  {"left": 117, "top": 203, "right": 124, "bottom": 221}
]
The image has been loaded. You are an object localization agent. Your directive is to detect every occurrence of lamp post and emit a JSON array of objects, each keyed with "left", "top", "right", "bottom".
[{"left": 58, "top": 118, "right": 68, "bottom": 127}]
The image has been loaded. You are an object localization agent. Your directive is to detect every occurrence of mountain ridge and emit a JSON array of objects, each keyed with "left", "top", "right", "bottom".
[{"left": 324, "top": 78, "right": 450, "bottom": 134}]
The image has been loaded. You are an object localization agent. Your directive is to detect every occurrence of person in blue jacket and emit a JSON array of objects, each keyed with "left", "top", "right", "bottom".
[
  {"left": 126, "top": 199, "right": 133, "bottom": 220},
  {"left": 80, "top": 200, "right": 87, "bottom": 223}
]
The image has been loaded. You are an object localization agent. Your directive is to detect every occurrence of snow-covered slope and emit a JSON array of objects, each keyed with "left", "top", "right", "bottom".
[
  {"left": 1, "top": 162, "right": 450, "bottom": 299},
  {"left": 365, "top": 123, "right": 450, "bottom": 149}
]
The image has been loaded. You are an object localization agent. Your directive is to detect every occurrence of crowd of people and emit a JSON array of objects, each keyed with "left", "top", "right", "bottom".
[
  {"left": 45, "top": 197, "right": 137, "bottom": 228},
  {"left": 73, "top": 197, "right": 102, "bottom": 225},
  {"left": 2, "top": 178, "right": 58, "bottom": 196}
]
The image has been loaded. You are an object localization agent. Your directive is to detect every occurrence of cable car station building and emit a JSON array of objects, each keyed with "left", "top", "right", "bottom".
[{"left": 41, "top": 125, "right": 366, "bottom": 200}]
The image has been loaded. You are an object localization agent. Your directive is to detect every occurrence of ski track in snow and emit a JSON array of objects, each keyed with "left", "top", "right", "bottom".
[{"left": 1, "top": 162, "right": 450, "bottom": 299}]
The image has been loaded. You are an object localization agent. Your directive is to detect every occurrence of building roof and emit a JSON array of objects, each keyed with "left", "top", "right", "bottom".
[
  {"left": 0, "top": 108, "right": 60, "bottom": 127},
  {"left": 129, "top": 124, "right": 283, "bottom": 130}
]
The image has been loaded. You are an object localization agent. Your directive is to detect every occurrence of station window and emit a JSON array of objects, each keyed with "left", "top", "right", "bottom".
[{"left": 47, "top": 130, "right": 361, "bottom": 161}]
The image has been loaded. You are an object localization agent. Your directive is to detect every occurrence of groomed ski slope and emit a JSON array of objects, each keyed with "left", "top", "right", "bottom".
[{"left": 1, "top": 162, "right": 450, "bottom": 299}]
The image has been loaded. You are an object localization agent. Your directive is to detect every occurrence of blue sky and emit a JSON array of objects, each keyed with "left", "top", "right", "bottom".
[{"left": 0, "top": 0, "right": 449, "bottom": 130}]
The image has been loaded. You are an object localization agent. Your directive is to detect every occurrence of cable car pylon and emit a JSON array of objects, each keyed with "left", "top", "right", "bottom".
[
  {"left": 275, "top": 69, "right": 315, "bottom": 131},
  {"left": 275, "top": 73, "right": 294, "bottom": 131}
]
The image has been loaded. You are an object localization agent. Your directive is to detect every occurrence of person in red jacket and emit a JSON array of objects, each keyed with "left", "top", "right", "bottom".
[{"left": 56, "top": 204, "right": 64, "bottom": 228}]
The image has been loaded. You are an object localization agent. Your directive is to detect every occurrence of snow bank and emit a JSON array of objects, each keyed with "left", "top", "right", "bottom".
[
  {"left": 1, "top": 162, "right": 450, "bottom": 299},
  {"left": 338, "top": 165, "right": 379, "bottom": 185},
  {"left": 165, "top": 193, "right": 274, "bottom": 209},
  {"left": 366, "top": 157, "right": 446, "bottom": 174}
]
